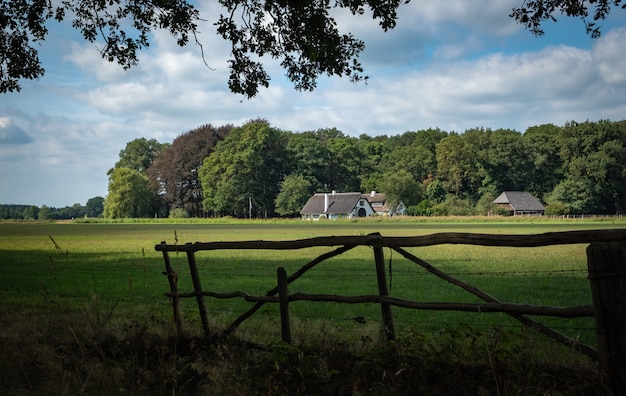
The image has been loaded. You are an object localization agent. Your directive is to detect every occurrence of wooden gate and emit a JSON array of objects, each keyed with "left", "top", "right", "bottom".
[{"left": 156, "top": 229, "right": 626, "bottom": 390}]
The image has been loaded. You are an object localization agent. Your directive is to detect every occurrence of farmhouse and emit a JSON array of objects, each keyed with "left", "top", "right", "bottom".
[
  {"left": 300, "top": 191, "right": 375, "bottom": 220},
  {"left": 365, "top": 191, "right": 407, "bottom": 216},
  {"left": 492, "top": 191, "right": 545, "bottom": 216}
]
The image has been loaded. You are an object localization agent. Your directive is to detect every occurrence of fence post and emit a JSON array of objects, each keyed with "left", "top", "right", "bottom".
[
  {"left": 160, "top": 241, "right": 181, "bottom": 336},
  {"left": 587, "top": 242, "right": 626, "bottom": 393},
  {"left": 277, "top": 267, "right": 291, "bottom": 344},
  {"left": 186, "top": 247, "right": 211, "bottom": 337},
  {"left": 372, "top": 235, "right": 396, "bottom": 341}
]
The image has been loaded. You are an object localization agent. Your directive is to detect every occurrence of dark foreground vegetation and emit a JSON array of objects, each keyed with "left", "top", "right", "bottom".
[{"left": 0, "top": 308, "right": 609, "bottom": 395}]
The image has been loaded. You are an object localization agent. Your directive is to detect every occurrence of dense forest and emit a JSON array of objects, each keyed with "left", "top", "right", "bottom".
[
  {"left": 3, "top": 118, "right": 625, "bottom": 220},
  {"left": 105, "top": 118, "right": 626, "bottom": 219}
]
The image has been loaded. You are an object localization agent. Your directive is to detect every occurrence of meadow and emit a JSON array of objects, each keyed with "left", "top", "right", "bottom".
[{"left": 1, "top": 217, "right": 625, "bottom": 394}]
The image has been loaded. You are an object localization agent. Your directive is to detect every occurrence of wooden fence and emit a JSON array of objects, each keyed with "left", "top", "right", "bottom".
[{"left": 155, "top": 229, "right": 626, "bottom": 390}]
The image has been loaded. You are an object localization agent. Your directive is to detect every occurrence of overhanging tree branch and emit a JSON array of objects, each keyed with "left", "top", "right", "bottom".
[
  {"left": 510, "top": 0, "right": 625, "bottom": 38},
  {"left": 1, "top": 0, "right": 624, "bottom": 95}
]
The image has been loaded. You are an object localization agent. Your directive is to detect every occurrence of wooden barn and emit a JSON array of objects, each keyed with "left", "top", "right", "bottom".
[{"left": 492, "top": 191, "right": 545, "bottom": 216}]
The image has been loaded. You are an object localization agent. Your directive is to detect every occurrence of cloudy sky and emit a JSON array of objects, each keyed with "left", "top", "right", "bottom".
[{"left": 1, "top": 1, "right": 625, "bottom": 207}]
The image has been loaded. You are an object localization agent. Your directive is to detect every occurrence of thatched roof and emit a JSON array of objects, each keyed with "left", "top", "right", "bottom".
[{"left": 300, "top": 192, "right": 363, "bottom": 215}]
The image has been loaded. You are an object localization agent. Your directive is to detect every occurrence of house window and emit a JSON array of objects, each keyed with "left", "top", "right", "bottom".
[{"left": 359, "top": 200, "right": 365, "bottom": 207}]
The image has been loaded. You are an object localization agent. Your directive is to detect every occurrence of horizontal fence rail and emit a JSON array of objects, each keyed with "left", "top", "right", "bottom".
[
  {"left": 165, "top": 290, "right": 594, "bottom": 318},
  {"left": 156, "top": 229, "right": 626, "bottom": 252},
  {"left": 156, "top": 229, "right": 626, "bottom": 392}
]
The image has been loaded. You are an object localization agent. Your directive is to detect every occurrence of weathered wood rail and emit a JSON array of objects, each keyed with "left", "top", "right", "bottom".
[{"left": 156, "top": 229, "right": 626, "bottom": 391}]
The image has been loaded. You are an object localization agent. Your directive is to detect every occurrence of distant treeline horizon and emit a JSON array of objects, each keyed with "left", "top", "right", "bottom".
[
  {"left": 4, "top": 118, "right": 626, "bottom": 220},
  {"left": 0, "top": 199, "right": 104, "bottom": 220}
]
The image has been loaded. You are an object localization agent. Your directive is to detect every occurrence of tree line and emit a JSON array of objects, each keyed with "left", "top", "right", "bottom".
[
  {"left": 0, "top": 198, "right": 104, "bottom": 220},
  {"left": 101, "top": 118, "right": 626, "bottom": 219}
]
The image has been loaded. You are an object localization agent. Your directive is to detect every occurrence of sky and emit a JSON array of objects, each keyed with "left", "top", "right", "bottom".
[{"left": 1, "top": 1, "right": 625, "bottom": 207}]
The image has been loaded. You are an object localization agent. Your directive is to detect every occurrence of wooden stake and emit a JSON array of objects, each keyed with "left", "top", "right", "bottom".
[
  {"left": 277, "top": 267, "right": 291, "bottom": 344},
  {"left": 372, "top": 234, "right": 395, "bottom": 341},
  {"left": 186, "top": 248, "right": 210, "bottom": 337},
  {"left": 160, "top": 241, "right": 181, "bottom": 335},
  {"left": 587, "top": 242, "right": 626, "bottom": 393}
]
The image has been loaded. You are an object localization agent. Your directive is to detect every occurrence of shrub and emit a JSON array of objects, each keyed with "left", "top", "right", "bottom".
[
  {"left": 407, "top": 200, "right": 432, "bottom": 216},
  {"left": 169, "top": 208, "right": 189, "bottom": 218},
  {"left": 431, "top": 196, "right": 473, "bottom": 216},
  {"left": 545, "top": 201, "right": 570, "bottom": 216}
]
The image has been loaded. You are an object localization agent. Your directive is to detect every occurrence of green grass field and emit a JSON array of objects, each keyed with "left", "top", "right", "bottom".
[
  {"left": 1, "top": 218, "right": 625, "bottom": 394},
  {"left": 2, "top": 219, "right": 624, "bottom": 339}
]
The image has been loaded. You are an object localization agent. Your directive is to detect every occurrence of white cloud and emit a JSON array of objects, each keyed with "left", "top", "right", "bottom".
[
  {"left": 284, "top": 31, "right": 624, "bottom": 135},
  {"left": 433, "top": 37, "right": 480, "bottom": 61},
  {"left": 0, "top": 110, "right": 125, "bottom": 198},
  {"left": 415, "top": 0, "right": 517, "bottom": 35},
  {"left": 0, "top": 117, "right": 33, "bottom": 144},
  {"left": 64, "top": 42, "right": 133, "bottom": 82},
  {"left": 593, "top": 28, "right": 626, "bottom": 85},
  {"left": 66, "top": 19, "right": 622, "bottom": 138}
]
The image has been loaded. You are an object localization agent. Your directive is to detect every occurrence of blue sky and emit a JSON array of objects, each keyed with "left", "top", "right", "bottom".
[{"left": 1, "top": 1, "right": 625, "bottom": 207}]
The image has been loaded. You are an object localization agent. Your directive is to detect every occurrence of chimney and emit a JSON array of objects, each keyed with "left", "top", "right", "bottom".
[
  {"left": 332, "top": 190, "right": 337, "bottom": 195},
  {"left": 371, "top": 191, "right": 376, "bottom": 197},
  {"left": 324, "top": 193, "right": 329, "bottom": 213}
]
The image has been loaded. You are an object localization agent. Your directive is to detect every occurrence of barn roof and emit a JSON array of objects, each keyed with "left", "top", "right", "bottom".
[
  {"left": 493, "top": 191, "right": 545, "bottom": 212},
  {"left": 300, "top": 192, "right": 363, "bottom": 215}
]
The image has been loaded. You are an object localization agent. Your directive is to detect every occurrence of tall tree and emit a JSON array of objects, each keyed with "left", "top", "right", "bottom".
[
  {"left": 285, "top": 131, "right": 331, "bottom": 191},
  {"left": 435, "top": 133, "right": 465, "bottom": 197},
  {"left": 22, "top": 205, "right": 39, "bottom": 220},
  {"left": 379, "top": 144, "right": 433, "bottom": 184},
  {"left": 556, "top": 119, "right": 626, "bottom": 213},
  {"left": 355, "top": 134, "right": 390, "bottom": 192},
  {"left": 385, "top": 128, "right": 447, "bottom": 153},
  {"left": 115, "top": 138, "right": 169, "bottom": 174},
  {"left": 103, "top": 167, "right": 154, "bottom": 218},
  {"left": 275, "top": 174, "right": 313, "bottom": 217},
  {"left": 200, "top": 120, "right": 289, "bottom": 217},
  {"left": 38, "top": 205, "right": 50, "bottom": 220},
  {"left": 435, "top": 129, "right": 487, "bottom": 200},
  {"left": 375, "top": 129, "right": 446, "bottom": 193},
  {"left": 523, "top": 123, "right": 564, "bottom": 200},
  {"left": 546, "top": 177, "right": 597, "bottom": 214},
  {"left": 85, "top": 196, "right": 105, "bottom": 218},
  {"left": 479, "top": 129, "right": 531, "bottom": 196},
  {"left": 378, "top": 169, "right": 423, "bottom": 210},
  {"left": 108, "top": 138, "right": 167, "bottom": 217},
  {"left": 323, "top": 132, "right": 364, "bottom": 192},
  {"left": 5, "top": 1, "right": 617, "bottom": 94},
  {"left": 147, "top": 124, "right": 232, "bottom": 217},
  {"left": 286, "top": 128, "right": 364, "bottom": 193}
]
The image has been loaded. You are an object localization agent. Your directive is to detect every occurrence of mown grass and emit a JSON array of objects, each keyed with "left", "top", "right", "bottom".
[{"left": 1, "top": 218, "right": 624, "bottom": 394}]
